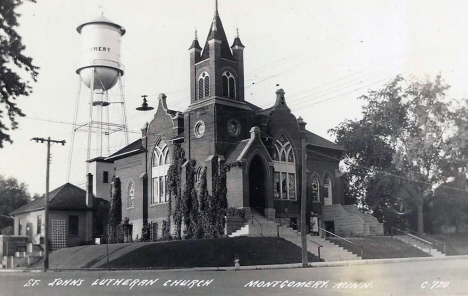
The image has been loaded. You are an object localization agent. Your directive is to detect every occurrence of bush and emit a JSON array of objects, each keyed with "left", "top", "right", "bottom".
[
  {"left": 140, "top": 224, "right": 151, "bottom": 242},
  {"left": 1, "top": 226, "right": 13, "bottom": 235},
  {"left": 226, "top": 207, "right": 245, "bottom": 219}
]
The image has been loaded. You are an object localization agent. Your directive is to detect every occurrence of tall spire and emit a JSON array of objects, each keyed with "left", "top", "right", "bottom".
[
  {"left": 215, "top": 0, "right": 218, "bottom": 14},
  {"left": 188, "top": 28, "right": 202, "bottom": 51}
]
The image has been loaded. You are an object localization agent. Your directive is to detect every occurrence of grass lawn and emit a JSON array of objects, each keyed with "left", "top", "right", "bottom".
[
  {"left": 32, "top": 237, "right": 321, "bottom": 269},
  {"left": 326, "top": 236, "right": 431, "bottom": 259}
]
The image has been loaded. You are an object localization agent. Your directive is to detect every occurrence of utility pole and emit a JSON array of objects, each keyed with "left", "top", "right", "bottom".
[
  {"left": 31, "top": 137, "right": 66, "bottom": 271},
  {"left": 301, "top": 138, "right": 308, "bottom": 267}
]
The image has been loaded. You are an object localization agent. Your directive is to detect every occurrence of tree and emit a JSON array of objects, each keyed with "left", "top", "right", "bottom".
[
  {"left": 0, "top": 0, "right": 39, "bottom": 148},
  {"left": 107, "top": 176, "right": 122, "bottom": 243},
  {"left": 331, "top": 75, "right": 468, "bottom": 234},
  {"left": 0, "top": 175, "right": 31, "bottom": 230},
  {"left": 427, "top": 177, "right": 468, "bottom": 234}
]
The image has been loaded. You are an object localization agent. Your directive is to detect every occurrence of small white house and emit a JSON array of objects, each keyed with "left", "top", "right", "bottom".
[{"left": 10, "top": 182, "right": 107, "bottom": 249}]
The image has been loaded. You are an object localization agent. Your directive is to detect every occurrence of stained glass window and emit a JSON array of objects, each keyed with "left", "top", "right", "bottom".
[
  {"left": 288, "top": 173, "right": 295, "bottom": 199},
  {"left": 152, "top": 138, "right": 171, "bottom": 204},
  {"left": 274, "top": 172, "right": 280, "bottom": 198},
  {"left": 128, "top": 180, "right": 135, "bottom": 208},
  {"left": 323, "top": 174, "right": 332, "bottom": 205},
  {"left": 271, "top": 134, "right": 296, "bottom": 200},
  {"left": 311, "top": 175, "right": 319, "bottom": 201},
  {"left": 281, "top": 172, "right": 287, "bottom": 199}
]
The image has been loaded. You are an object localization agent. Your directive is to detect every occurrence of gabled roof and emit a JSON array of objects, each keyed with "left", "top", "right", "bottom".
[
  {"left": 11, "top": 183, "right": 90, "bottom": 215},
  {"left": 201, "top": 12, "right": 234, "bottom": 61},
  {"left": 107, "top": 138, "right": 144, "bottom": 160},
  {"left": 225, "top": 139, "right": 250, "bottom": 164},
  {"left": 305, "top": 130, "right": 345, "bottom": 151}
]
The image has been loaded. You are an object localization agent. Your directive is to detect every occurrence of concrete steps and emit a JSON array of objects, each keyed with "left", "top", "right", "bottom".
[
  {"left": 278, "top": 225, "right": 360, "bottom": 261},
  {"left": 229, "top": 209, "right": 361, "bottom": 261},
  {"left": 342, "top": 205, "right": 384, "bottom": 235},
  {"left": 394, "top": 235, "right": 446, "bottom": 257}
]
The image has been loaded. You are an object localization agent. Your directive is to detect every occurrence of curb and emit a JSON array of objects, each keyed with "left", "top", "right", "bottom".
[{"left": 1, "top": 255, "right": 466, "bottom": 273}]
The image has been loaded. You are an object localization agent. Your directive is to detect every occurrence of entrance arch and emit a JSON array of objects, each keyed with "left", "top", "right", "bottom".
[{"left": 248, "top": 154, "right": 267, "bottom": 211}]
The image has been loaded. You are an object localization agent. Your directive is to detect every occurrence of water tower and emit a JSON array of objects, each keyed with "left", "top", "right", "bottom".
[{"left": 67, "top": 14, "right": 129, "bottom": 181}]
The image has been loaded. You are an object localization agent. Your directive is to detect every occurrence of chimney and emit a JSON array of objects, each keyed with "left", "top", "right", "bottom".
[
  {"left": 86, "top": 173, "right": 93, "bottom": 208},
  {"left": 141, "top": 122, "right": 148, "bottom": 149}
]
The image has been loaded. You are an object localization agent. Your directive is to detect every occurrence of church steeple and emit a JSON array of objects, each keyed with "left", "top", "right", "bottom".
[{"left": 188, "top": 1, "right": 245, "bottom": 104}]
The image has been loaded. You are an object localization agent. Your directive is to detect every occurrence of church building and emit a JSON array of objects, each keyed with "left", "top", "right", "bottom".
[{"left": 89, "top": 6, "right": 383, "bottom": 240}]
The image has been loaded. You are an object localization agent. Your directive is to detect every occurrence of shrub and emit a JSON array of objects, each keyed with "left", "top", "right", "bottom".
[
  {"left": 226, "top": 207, "right": 245, "bottom": 219},
  {"left": 140, "top": 224, "right": 151, "bottom": 242}
]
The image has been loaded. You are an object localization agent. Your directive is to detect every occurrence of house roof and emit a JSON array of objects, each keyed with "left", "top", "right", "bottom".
[
  {"left": 305, "top": 130, "right": 345, "bottom": 151},
  {"left": 11, "top": 183, "right": 90, "bottom": 215},
  {"left": 107, "top": 138, "right": 144, "bottom": 160}
]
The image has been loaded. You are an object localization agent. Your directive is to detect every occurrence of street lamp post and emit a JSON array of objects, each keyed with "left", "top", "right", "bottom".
[{"left": 136, "top": 95, "right": 154, "bottom": 235}]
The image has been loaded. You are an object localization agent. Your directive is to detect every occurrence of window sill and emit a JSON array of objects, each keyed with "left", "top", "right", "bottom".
[
  {"left": 274, "top": 198, "right": 297, "bottom": 201},
  {"left": 150, "top": 202, "right": 169, "bottom": 207}
]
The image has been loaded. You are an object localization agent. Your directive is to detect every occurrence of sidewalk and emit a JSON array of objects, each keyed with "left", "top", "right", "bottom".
[{"left": 1, "top": 255, "right": 467, "bottom": 273}]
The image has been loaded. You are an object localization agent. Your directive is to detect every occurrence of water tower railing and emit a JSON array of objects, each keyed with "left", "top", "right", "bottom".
[{"left": 81, "top": 59, "right": 125, "bottom": 72}]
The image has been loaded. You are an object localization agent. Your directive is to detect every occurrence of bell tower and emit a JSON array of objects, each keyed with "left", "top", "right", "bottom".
[
  {"left": 185, "top": 1, "right": 253, "bottom": 167},
  {"left": 188, "top": 2, "right": 245, "bottom": 105}
]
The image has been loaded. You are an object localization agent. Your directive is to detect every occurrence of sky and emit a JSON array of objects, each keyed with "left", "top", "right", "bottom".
[{"left": 2, "top": 0, "right": 468, "bottom": 195}]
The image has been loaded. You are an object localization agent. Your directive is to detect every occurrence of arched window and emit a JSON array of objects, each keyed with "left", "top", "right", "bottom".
[
  {"left": 311, "top": 174, "right": 320, "bottom": 202},
  {"left": 323, "top": 174, "right": 333, "bottom": 205},
  {"left": 222, "top": 71, "right": 236, "bottom": 99},
  {"left": 195, "top": 166, "right": 203, "bottom": 183},
  {"left": 127, "top": 179, "right": 135, "bottom": 208},
  {"left": 271, "top": 134, "right": 296, "bottom": 200},
  {"left": 151, "top": 138, "right": 171, "bottom": 204},
  {"left": 198, "top": 72, "right": 210, "bottom": 100}
]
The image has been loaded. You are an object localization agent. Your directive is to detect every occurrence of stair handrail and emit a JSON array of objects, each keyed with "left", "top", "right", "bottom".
[
  {"left": 318, "top": 227, "right": 364, "bottom": 257},
  {"left": 251, "top": 214, "right": 263, "bottom": 237},
  {"left": 391, "top": 227, "right": 433, "bottom": 254},
  {"left": 403, "top": 228, "right": 446, "bottom": 254},
  {"left": 276, "top": 217, "right": 323, "bottom": 246},
  {"left": 276, "top": 217, "right": 323, "bottom": 261}
]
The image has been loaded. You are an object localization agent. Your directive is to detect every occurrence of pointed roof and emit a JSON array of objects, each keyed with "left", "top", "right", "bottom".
[
  {"left": 201, "top": 11, "right": 234, "bottom": 61},
  {"left": 231, "top": 37, "right": 245, "bottom": 48},
  {"left": 231, "top": 28, "right": 245, "bottom": 48},
  {"left": 189, "top": 29, "right": 202, "bottom": 51},
  {"left": 11, "top": 183, "right": 91, "bottom": 215}
]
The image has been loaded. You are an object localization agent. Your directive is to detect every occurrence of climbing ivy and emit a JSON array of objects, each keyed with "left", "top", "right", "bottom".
[
  {"left": 166, "top": 143, "right": 185, "bottom": 240},
  {"left": 108, "top": 176, "right": 122, "bottom": 244},
  {"left": 166, "top": 151, "right": 233, "bottom": 240}
]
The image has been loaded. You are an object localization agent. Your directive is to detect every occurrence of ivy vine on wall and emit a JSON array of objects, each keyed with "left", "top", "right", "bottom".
[
  {"left": 166, "top": 143, "right": 185, "bottom": 240},
  {"left": 166, "top": 149, "right": 234, "bottom": 240}
]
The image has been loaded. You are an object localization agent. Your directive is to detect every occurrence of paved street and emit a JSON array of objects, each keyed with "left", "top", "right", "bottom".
[{"left": 0, "top": 258, "right": 467, "bottom": 296}]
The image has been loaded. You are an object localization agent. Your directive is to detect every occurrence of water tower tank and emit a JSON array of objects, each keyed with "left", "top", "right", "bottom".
[{"left": 76, "top": 15, "right": 125, "bottom": 90}]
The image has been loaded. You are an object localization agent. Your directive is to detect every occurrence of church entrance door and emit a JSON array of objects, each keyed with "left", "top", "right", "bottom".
[{"left": 249, "top": 155, "right": 266, "bottom": 211}]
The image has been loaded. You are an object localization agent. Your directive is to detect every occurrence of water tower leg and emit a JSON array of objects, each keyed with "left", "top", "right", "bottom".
[{"left": 86, "top": 68, "right": 95, "bottom": 176}]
